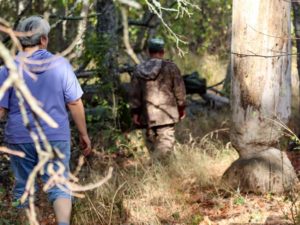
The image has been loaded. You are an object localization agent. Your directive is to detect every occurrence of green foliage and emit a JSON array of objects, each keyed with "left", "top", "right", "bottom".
[
  {"left": 190, "top": 214, "right": 204, "bottom": 225},
  {"left": 172, "top": 212, "right": 180, "bottom": 220},
  {"left": 151, "top": 0, "right": 232, "bottom": 57},
  {"left": 233, "top": 195, "right": 245, "bottom": 205}
]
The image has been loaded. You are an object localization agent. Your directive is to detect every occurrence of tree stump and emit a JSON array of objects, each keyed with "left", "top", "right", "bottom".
[{"left": 223, "top": 148, "right": 297, "bottom": 193}]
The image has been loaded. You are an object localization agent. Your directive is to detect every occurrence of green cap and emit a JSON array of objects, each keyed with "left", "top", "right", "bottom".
[{"left": 148, "top": 38, "right": 165, "bottom": 52}]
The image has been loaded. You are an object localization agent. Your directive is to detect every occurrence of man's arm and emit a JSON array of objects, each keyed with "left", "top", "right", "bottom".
[{"left": 67, "top": 98, "right": 91, "bottom": 156}]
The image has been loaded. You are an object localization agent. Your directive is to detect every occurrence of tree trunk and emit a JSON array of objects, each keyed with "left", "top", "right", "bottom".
[
  {"left": 223, "top": 0, "right": 297, "bottom": 193},
  {"left": 96, "top": 0, "right": 121, "bottom": 127}
]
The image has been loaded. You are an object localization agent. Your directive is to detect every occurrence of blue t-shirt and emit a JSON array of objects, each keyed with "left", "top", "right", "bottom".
[{"left": 0, "top": 49, "right": 83, "bottom": 144}]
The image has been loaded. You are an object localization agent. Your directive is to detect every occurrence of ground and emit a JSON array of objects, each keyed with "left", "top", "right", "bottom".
[
  {"left": 72, "top": 102, "right": 300, "bottom": 225},
  {"left": 0, "top": 101, "right": 299, "bottom": 225}
]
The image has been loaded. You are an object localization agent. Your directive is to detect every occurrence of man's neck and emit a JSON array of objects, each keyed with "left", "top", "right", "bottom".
[
  {"left": 151, "top": 56, "right": 163, "bottom": 59},
  {"left": 23, "top": 46, "right": 40, "bottom": 55},
  {"left": 150, "top": 53, "right": 164, "bottom": 59}
]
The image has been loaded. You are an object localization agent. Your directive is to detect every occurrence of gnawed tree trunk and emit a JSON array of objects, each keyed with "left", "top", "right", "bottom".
[{"left": 223, "top": 0, "right": 297, "bottom": 193}]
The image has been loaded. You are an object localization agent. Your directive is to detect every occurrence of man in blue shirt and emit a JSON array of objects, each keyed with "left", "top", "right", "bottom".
[{"left": 0, "top": 16, "right": 91, "bottom": 225}]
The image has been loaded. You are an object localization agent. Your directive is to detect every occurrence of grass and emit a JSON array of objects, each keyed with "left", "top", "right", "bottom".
[
  {"left": 72, "top": 107, "right": 300, "bottom": 224},
  {"left": 171, "top": 53, "right": 229, "bottom": 87},
  {"left": 72, "top": 147, "right": 237, "bottom": 224},
  {"left": 71, "top": 105, "right": 238, "bottom": 225}
]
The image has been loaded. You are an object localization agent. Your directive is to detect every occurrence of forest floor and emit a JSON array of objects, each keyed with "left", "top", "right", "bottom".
[
  {"left": 73, "top": 100, "right": 300, "bottom": 224},
  {"left": 71, "top": 98, "right": 300, "bottom": 225},
  {"left": 0, "top": 98, "right": 299, "bottom": 225}
]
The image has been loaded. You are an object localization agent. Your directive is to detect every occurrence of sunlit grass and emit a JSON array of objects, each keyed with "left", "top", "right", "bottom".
[
  {"left": 72, "top": 144, "right": 238, "bottom": 224},
  {"left": 172, "top": 53, "right": 228, "bottom": 87}
]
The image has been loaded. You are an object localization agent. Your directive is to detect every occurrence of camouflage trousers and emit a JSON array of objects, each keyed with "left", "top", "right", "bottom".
[{"left": 146, "top": 124, "right": 175, "bottom": 160}]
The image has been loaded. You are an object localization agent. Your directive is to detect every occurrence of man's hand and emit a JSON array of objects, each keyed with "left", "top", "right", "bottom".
[
  {"left": 178, "top": 105, "right": 186, "bottom": 120},
  {"left": 132, "top": 114, "right": 141, "bottom": 126},
  {"left": 79, "top": 134, "right": 92, "bottom": 156}
]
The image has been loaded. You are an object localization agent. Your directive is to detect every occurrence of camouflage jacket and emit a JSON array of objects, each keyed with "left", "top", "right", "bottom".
[{"left": 130, "top": 58, "right": 186, "bottom": 128}]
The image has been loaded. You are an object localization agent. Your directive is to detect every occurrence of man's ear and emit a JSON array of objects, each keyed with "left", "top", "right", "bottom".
[{"left": 40, "top": 35, "right": 48, "bottom": 48}]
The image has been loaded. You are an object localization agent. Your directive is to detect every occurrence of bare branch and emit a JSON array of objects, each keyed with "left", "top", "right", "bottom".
[
  {"left": 0, "top": 147, "right": 25, "bottom": 157},
  {"left": 0, "top": 41, "right": 58, "bottom": 128},
  {"left": 118, "top": 0, "right": 141, "bottom": 9},
  {"left": 121, "top": 6, "right": 141, "bottom": 64}
]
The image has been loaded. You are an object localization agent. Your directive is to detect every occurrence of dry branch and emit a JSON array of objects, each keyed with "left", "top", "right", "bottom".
[
  {"left": 0, "top": 41, "right": 58, "bottom": 128},
  {"left": 118, "top": 0, "right": 141, "bottom": 9},
  {"left": 121, "top": 6, "right": 141, "bottom": 64},
  {"left": 60, "top": 0, "right": 89, "bottom": 57},
  {"left": 0, "top": 147, "right": 25, "bottom": 157}
]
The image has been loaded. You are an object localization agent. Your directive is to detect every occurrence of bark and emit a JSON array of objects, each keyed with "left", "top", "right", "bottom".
[
  {"left": 49, "top": 6, "right": 66, "bottom": 53},
  {"left": 293, "top": 2, "right": 300, "bottom": 78},
  {"left": 223, "top": 0, "right": 297, "bottom": 193},
  {"left": 96, "top": 0, "right": 118, "bottom": 80}
]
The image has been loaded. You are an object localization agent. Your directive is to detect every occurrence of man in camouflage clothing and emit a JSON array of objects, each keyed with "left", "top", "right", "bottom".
[{"left": 130, "top": 38, "right": 186, "bottom": 160}]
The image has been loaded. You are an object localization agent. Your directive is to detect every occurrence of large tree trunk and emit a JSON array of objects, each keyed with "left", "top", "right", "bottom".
[
  {"left": 223, "top": 0, "right": 297, "bottom": 193},
  {"left": 96, "top": 0, "right": 120, "bottom": 125}
]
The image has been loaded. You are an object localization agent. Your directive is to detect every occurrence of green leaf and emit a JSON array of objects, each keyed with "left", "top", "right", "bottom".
[
  {"left": 11, "top": 200, "right": 20, "bottom": 208},
  {"left": 234, "top": 196, "right": 245, "bottom": 205}
]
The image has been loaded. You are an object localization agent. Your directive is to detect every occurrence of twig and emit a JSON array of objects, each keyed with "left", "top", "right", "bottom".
[
  {"left": 108, "top": 181, "right": 127, "bottom": 225},
  {"left": 0, "top": 147, "right": 25, "bottom": 157},
  {"left": 0, "top": 41, "right": 58, "bottom": 128}
]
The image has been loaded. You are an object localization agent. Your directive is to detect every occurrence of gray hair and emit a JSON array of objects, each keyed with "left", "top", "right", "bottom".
[{"left": 16, "top": 16, "right": 50, "bottom": 47}]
